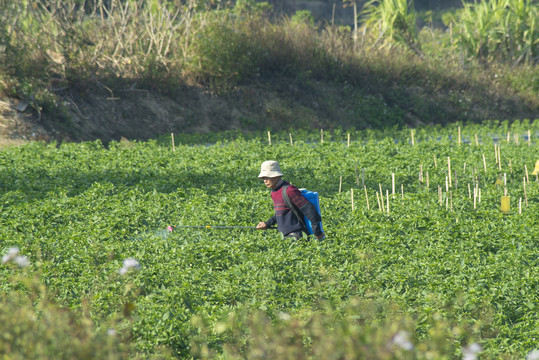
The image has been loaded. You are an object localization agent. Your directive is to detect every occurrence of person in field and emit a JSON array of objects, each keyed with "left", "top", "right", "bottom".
[{"left": 256, "top": 160, "right": 325, "bottom": 240}]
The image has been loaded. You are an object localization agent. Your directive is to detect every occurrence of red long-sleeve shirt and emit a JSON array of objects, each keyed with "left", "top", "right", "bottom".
[{"left": 265, "top": 180, "right": 322, "bottom": 237}]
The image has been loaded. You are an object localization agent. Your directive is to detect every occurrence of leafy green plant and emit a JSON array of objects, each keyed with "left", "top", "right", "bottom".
[{"left": 1, "top": 122, "right": 538, "bottom": 358}]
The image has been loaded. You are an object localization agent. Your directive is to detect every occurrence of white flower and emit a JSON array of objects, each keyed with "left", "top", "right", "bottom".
[
  {"left": 527, "top": 350, "right": 539, "bottom": 360},
  {"left": 119, "top": 258, "right": 140, "bottom": 275},
  {"left": 2, "top": 247, "right": 30, "bottom": 267},
  {"left": 391, "top": 330, "right": 414, "bottom": 351},
  {"left": 2, "top": 247, "right": 19, "bottom": 264},
  {"left": 107, "top": 328, "right": 117, "bottom": 336},
  {"left": 462, "top": 343, "right": 482, "bottom": 360},
  {"left": 14, "top": 255, "right": 30, "bottom": 268},
  {"left": 277, "top": 312, "right": 291, "bottom": 321}
]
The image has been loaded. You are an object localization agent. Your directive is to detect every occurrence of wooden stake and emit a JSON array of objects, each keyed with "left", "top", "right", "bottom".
[
  {"left": 504, "top": 173, "right": 507, "bottom": 187},
  {"left": 448, "top": 157, "right": 452, "bottom": 187},
  {"left": 364, "top": 186, "right": 370, "bottom": 210},
  {"left": 523, "top": 177, "right": 528, "bottom": 206},
  {"left": 386, "top": 190, "right": 390, "bottom": 214},
  {"left": 528, "top": 130, "right": 531, "bottom": 146},
  {"left": 458, "top": 126, "right": 461, "bottom": 145},
  {"left": 339, "top": 176, "right": 342, "bottom": 193},
  {"left": 401, "top": 184, "right": 404, "bottom": 198},
  {"left": 268, "top": 131, "right": 272, "bottom": 145},
  {"left": 445, "top": 176, "right": 449, "bottom": 192},
  {"left": 392, "top": 173, "right": 395, "bottom": 196},
  {"left": 379, "top": 185, "right": 385, "bottom": 212},
  {"left": 507, "top": 131, "right": 510, "bottom": 143},
  {"left": 475, "top": 133, "right": 479, "bottom": 146},
  {"left": 524, "top": 165, "right": 529, "bottom": 184},
  {"left": 376, "top": 191, "right": 382, "bottom": 212},
  {"left": 478, "top": 188, "right": 481, "bottom": 203},
  {"left": 289, "top": 133, "right": 293, "bottom": 146},
  {"left": 482, "top": 153, "right": 487, "bottom": 172},
  {"left": 426, "top": 171, "right": 429, "bottom": 188},
  {"left": 498, "top": 145, "right": 502, "bottom": 170},
  {"left": 474, "top": 187, "right": 477, "bottom": 209},
  {"left": 446, "top": 195, "right": 448, "bottom": 210},
  {"left": 519, "top": 197, "right": 522, "bottom": 214},
  {"left": 495, "top": 144, "right": 498, "bottom": 164},
  {"left": 362, "top": 168, "right": 365, "bottom": 188},
  {"left": 468, "top": 183, "right": 471, "bottom": 199},
  {"left": 321, "top": 129, "right": 324, "bottom": 144},
  {"left": 171, "top": 133, "right": 175, "bottom": 152},
  {"left": 411, "top": 130, "right": 415, "bottom": 146},
  {"left": 347, "top": 133, "right": 350, "bottom": 147}
]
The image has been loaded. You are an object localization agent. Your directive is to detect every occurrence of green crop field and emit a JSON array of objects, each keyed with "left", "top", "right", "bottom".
[{"left": 1, "top": 121, "right": 538, "bottom": 359}]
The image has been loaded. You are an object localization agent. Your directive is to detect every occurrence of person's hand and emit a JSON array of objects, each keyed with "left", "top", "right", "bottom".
[
  {"left": 256, "top": 222, "right": 267, "bottom": 230},
  {"left": 315, "top": 232, "right": 325, "bottom": 240}
]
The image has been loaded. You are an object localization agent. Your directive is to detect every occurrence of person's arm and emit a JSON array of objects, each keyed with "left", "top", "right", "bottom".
[{"left": 257, "top": 215, "right": 276, "bottom": 230}]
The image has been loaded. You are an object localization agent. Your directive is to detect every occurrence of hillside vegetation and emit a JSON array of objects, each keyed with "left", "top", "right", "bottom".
[{"left": 0, "top": 0, "right": 537, "bottom": 143}]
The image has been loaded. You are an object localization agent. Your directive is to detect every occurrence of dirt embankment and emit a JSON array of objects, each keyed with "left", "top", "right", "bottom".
[{"left": 1, "top": 76, "right": 538, "bottom": 147}]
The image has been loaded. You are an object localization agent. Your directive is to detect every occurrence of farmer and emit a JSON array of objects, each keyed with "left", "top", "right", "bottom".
[{"left": 256, "top": 160, "right": 325, "bottom": 240}]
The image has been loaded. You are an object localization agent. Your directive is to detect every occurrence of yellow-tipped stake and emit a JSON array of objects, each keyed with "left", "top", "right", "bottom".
[
  {"left": 532, "top": 160, "right": 539, "bottom": 176},
  {"left": 501, "top": 195, "right": 510, "bottom": 214}
]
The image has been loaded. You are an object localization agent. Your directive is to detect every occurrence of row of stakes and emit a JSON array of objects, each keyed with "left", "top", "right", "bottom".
[{"left": 168, "top": 128, "right": 538, "bottom": 215}]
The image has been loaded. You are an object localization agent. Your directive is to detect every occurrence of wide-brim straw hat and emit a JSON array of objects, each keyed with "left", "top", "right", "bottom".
[{"left": 258, "top": 160, "right": 284, "bottom": 178}]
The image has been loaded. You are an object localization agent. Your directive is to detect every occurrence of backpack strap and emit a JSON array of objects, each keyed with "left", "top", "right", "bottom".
[{"left": 282, "top": 185, "right": 308, "bottom": 233}]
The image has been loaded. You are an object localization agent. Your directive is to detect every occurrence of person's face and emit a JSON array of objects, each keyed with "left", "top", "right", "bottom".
[{"left": 261, "top": 177, "right": 281, "bottom": 189}]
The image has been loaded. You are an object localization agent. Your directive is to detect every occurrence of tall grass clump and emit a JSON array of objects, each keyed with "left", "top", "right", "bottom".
[
  {"left": 361, "top": 0, "right": 421, "bottom": 55},
  {"left": 449, "top": 0, "right": 538, "bottom": 65}
]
